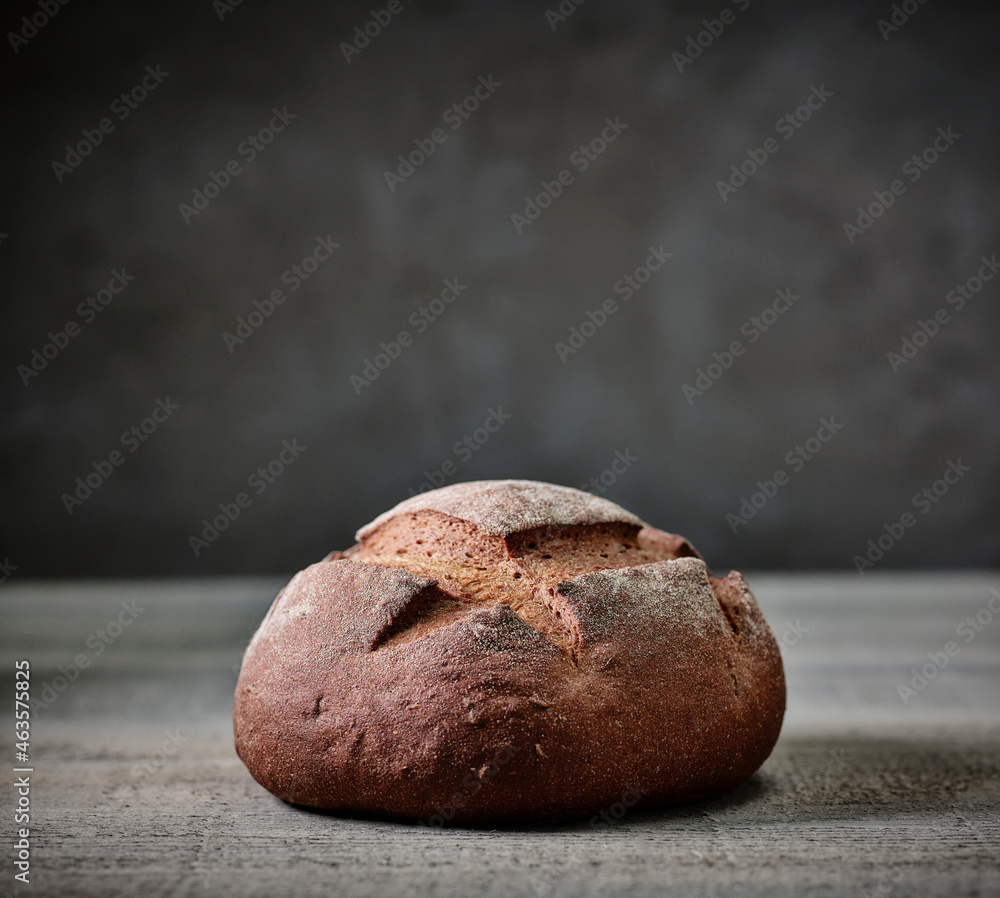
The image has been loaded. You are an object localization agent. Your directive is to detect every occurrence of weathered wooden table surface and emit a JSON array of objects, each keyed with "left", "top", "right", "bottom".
[{"left": 2, "top": 572, "right": 999, "bottom": 898}]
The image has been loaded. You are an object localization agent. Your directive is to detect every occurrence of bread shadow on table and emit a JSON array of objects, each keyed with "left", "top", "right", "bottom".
[
  {"left": 282, "top": 732, "right": 1000, "bottom": 832},
  {"left": 284, "top": 773, "right": 774, "bottom": 832}
]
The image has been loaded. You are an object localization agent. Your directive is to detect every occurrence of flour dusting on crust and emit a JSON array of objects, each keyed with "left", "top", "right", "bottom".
[{"left": 357, "top": 479, "right": 644, "bottom": 541}]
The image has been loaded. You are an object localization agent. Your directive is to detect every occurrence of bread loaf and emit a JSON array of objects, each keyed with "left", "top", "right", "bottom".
[{"left": 233, "top": 479, "right": 785, "bottom": 822}]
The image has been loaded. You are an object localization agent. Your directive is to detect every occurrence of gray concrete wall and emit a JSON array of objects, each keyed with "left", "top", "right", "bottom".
[{"left": 2, "top": 0, "right": 998, "bottom": 576}]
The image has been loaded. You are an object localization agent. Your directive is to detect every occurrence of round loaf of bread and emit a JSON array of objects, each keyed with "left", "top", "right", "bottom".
[{"left": 233, "top": 479, "right": 785, "bottom": 822}]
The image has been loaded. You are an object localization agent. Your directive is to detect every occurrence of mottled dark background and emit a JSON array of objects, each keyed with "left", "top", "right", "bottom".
[{"left": 2, "top": 0, "right": 998, "bottom": 577}]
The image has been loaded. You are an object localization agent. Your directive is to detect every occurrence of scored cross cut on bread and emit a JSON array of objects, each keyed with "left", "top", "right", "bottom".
[
  {"left": 234, "top": 479, "right": 785, "bottom": 822},
  {"left": 343, "top": 480, "right": 707, "bottom": 658}
]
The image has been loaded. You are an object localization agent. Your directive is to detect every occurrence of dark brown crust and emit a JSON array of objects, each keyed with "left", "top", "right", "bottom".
[{"left": 234, "top": 480, "right": 785, "bottom": 822}]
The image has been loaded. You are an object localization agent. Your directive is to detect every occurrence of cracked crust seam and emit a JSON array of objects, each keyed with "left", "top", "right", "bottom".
[{"left": 349, "top": 518, "right": 744, "bottom": 666}]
